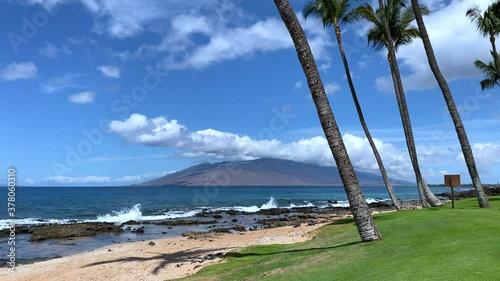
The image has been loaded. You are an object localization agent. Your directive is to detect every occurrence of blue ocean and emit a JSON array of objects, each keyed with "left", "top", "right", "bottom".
[
  {"left": 1, "top": 185, "right": 460, "bottom": 228},
  {"left": 0, "top": 185, "right": 460, "bottom": 263}
]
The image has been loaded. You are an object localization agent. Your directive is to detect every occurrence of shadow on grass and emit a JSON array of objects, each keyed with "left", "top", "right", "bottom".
[
  {"left": 82, "top": 247, "right": 235, "bottom": 275},
  {"left": 330, "top": 218, "right": 355, "bottom": 225},
  {"left": 225, "top": 241, "right": 362, "bottom": 259}
]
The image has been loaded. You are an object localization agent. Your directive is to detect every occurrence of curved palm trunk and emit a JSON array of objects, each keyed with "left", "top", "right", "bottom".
[
  {"left": 334, "top": 25, "right": 402, "bottom": 210},
  {"left": 273, "top": 0, "right": 381, "bottom": 241},
  {"left": 377, "top": 0, "right": 442, "bottom": 207},
  {"left": 411, "top": 0, "right": 490, "bottom": 208},
  {"left": 490, "top": 36, "right": 500, "bottom": 76}
]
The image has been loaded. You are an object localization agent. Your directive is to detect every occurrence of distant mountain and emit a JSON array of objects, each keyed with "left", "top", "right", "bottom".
[{"left": 138, "top": 158, "right": 411, "bottom": 187}]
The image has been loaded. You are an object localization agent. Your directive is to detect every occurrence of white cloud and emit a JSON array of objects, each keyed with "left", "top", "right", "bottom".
[
  {"left": 108, "top": 114, "right": 500, "bottom": 182},
  {"left": 325, "top": 82, "right": 340, "bottom": 95},
  {"left": 108, "top": 114, "right": 415, "bottom": 179},
  {"left": 457, "top": 142, "right": 500, "bottom": 165},
  {"left": 162, "top": 14, "right": 332, "bottom": 70},
  {"left": 40, "top": 74, "right": 81, "bottom": 93},
  {"left": 39, "top": 43, "right": 59, "bottom": 58},
  {"left": 25, "top": 1, "right": 333, "bottom": 70},
  {"left": 372, "top": 0, "right": 494, "bottom": 92},
  {"left": 0, "top": 62, "right": 38, "bottom": 80},
  {"left": 44, "top": 170, "right": 174, "bottom": 185},
  {"left": 109, "top": 114, "right": 187, "bottom": 146},
  {"left": 25, "top": 178, "right": 35, "bottom": 185},
  {"left": 68, "top": 91, "right": 96, "bottom": 104},
  {"left": 97, "top": 65, "right": 120, "bottom": 78},
  {"left": 294, "top": 80, "right": 303, "bottom": 90}
]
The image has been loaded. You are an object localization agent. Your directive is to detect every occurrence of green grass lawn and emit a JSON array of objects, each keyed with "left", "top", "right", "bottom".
[{"left": 177, "top": 196, "right": 500, "bottom": 281}]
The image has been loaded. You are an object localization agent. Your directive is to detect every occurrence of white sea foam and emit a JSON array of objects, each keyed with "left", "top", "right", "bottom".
[
  {"left": 95, "top": 204, "right": 143, "bottom": 223},
  {"left": 0, "top": 198, "right": 390, "bottom": 229}
]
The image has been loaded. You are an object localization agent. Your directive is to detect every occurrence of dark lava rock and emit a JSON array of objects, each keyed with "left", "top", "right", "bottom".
[
  {"left": 210, "top": 228, "right": 232, "bottom": 233},
  {"left": 436, "top": 186, "right": 500, "bottom": 200},
  {"left": 155, "top": 220, "right": 218, "bottom": 226},
  {"left": 225, "top": 210, "right": 243, "bottom": 216},
  {"left": 132, "top": 226, "right": 145, "bottom": 233},
  {"left": 232, "top": 225, "right": 246, "bottom": 232},
  {"left": 231, "top": 219, "right": 238, "bottom": 222},
  {"left": 148, "top": 241, "right": 156, "bottom": 246},
  {"left": 162, "top": 231, "right": 168, "bottom": 234},
  {"left": 29, "top": 223, "right": 122, "bottom": 242},
  {"left": 257, "top": 208, "right": 290, "bottom": 216},
  {"left": 367, "top": 201, "right": 392, "bottom": 208},
  {"left": 213, "top": 215, "right": 223, "bottom": 219},
  {"left": 121, "top": 220, "right": 141, "bottom": 226}
]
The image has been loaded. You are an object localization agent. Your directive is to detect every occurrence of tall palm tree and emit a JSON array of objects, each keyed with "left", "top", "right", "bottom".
[
  {"left": 303, "top": 0, "right": 402, "bottom": 210},
  {"left": 475, "top": 51, "right": 500, "bottom": 90},
  {"left": 467, "top": 2, "right": 500, "bottom": 76},
  {"left": 273, "top": 0, "right": 382, "bottom": 241},
  {"left": 411, "top": 0, "right": 490, "bottom": 208},
  {"left": 352, "top": 0, "right": 442, "bottom": 207}
]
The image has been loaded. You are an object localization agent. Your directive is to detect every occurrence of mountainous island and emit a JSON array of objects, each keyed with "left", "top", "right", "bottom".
[{"left": 138, "top": 158, "right": 411, "bottom": 186}]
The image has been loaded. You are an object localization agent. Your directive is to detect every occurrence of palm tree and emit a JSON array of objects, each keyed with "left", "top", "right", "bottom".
[
  {"left": 273, "top": 0, "right": 382, "bottom": 241},
  {"left": 352, "top": 0, "right": 442, "bottom": 207},
  {"left": 303, "top": 0, "right": 402, "bottom": 210},
  {"left": 467, "top": 2, "right": 500, "bottom": 76},
  {"left": 411, "top": 0, "right": 490, "bottom": 208},
  {"left": 475, "top": 51, "right": 500, "bottom": 90}
]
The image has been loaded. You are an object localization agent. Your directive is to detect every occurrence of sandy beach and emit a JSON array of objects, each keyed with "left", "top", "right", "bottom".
[{"left": 2, "top": 222, "right": 331, "bottom": 281}]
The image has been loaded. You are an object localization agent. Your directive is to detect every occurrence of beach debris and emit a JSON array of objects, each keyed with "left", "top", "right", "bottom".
[{"left": 148, "top": 241, "right": 156, "bottom": 246}]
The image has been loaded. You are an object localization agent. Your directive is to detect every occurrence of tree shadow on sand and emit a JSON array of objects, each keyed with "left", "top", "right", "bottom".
[
  {"left": 224, "top": 241, "right": 362, "bottom": 259},
  {"left": 82, "top": 246, "right": 236, "bottom": 275}
]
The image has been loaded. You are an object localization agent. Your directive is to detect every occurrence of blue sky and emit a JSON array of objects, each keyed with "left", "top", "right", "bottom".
[{"left": 1, "top": 0, "right": 499, "bottom": 186}]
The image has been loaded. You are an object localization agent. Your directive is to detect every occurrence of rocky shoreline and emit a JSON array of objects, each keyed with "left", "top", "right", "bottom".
[
  {"left": 435, "top": 185, "right": 500, "bottom": 200},
  {"left": 2, "top": 200, "right": 420, "bottom": 243}
]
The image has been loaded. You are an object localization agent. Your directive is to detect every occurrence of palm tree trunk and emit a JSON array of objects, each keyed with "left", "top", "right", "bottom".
[
  {"left": 334, "top": 25, "right": 402, "bottom": 210},
  {"left": 273, "top": 0, "right": 381, "bottom": 241},
  {"left": 410, "top": 0, "right": 490, "bottom": 208},
  {"left": 490, "top": 36, "right": 500, "bottom": 77},
  {"left": 377, "top": 0, "right": 442, "bottom": 207}
]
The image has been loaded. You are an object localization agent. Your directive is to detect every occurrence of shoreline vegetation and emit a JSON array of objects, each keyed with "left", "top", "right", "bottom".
[{"left": 4, "top": 194, "right": 499, "bottom": 280}]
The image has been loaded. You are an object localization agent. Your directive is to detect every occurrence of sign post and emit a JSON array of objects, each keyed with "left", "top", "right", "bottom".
[{"left": 444, "top": 175, "right": 460, "bottom": 208}]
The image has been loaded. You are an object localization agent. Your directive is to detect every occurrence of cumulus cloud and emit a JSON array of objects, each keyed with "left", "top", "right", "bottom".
[
  {"left": 26, "top": 1, "right": 332, "bottom": 70},
  {"left": 457, "top": 142, "right": 500, "bottom": 165},
  {"left": 97, "top": 65, "right": 120, "bottom": 78},
  {"left": 368, "top": 0, "right": 494, "bottom": 92},
  {"left": 160, "top": 13, "right": 332, "bottom": 70},
  {"left": 325, "top": 83, "right": 341, "bottom": 95},
  {"left": 0, "top": 62, "right": 38, "bottom": 80},
  {"left": 39, "top": 43, "right": 59, "bottom": 58},
  {"left": 68, "top": 91, "right": 96, "bottom": 104},
  {"left": 108, "top": 114, "right": 416, "bottom": 179}
]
